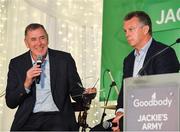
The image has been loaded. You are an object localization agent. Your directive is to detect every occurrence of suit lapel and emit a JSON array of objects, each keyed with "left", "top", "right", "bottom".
[
  {"left": 124, "top": 51, "right": 135, "bottom": 78},
  {"left": 129, "top": 54, "right": 135, "bottom": 77},
  {"left": 130, "top": 55, "right": 135, "bottom": 76},
  {"left": 143, "top": 39, "right": 156, "bottom": 65},
  {"left": 21, "top": 51, "right": 36, "bottom": 96},
  {"left": 48, "top": 49, "right": 56, "bottom": 92},
  {"left": 22, "top": 51, "right": 34, "bottom": 80}
]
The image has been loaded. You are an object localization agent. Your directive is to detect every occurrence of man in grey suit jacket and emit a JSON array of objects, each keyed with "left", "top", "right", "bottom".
[
  {"left": 6, "top": 23, "right": 96, "bottom": 131},
  {"left": 112, "top": 11, "right": 179, "bottom": 131}
]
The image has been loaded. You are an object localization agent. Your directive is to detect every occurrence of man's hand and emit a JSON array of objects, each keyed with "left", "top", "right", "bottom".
[
  {"left": 84, "top": 87, "right": 97, "bottom": 94},
  {"left": 83, "top": 87, "right": 97, "bottom": 100},
  {"left": 112, "top": 112, "right": 124, "bottom": 132},
  {"left": 24, "top": 64, "right": 41, "bottom": 88}
]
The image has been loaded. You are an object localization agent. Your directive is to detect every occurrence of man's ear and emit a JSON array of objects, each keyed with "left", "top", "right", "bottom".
[
  {"left": 143, "top": 25, "right": 149, "bottom": 35},
  {"left": 24, "top": 38, "right": 29, "bottom": 48}
]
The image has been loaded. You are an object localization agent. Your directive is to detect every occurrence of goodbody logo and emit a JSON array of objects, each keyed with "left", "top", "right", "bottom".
[{"left": 133, "top": 92, "right": 172, "bottom": 108}]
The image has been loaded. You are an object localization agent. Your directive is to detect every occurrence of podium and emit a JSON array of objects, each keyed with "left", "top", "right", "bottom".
[{"left": 124, "top": 73, "right": 180, "bottom": 131}]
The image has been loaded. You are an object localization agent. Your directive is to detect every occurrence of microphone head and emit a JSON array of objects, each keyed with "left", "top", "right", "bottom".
[
  {"left": 37, "top": 55, "right": 43, "bottom": 63},
  {"left": 35, "top": 55, "right": 43, "bottom": 84},
  {"left": 102, "top": 121, "right": 111, "bottom": 129},
  {"left": 176, "top": 38, "right": 180, "bottom": 43}
]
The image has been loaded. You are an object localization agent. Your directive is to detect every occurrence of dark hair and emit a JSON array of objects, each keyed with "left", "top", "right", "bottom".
[
  {"left": 25, "top": 23, "right": 48, "bottom": 36},
  {"left": 124, "top": 11, "right": 152, "bottom": 35}
]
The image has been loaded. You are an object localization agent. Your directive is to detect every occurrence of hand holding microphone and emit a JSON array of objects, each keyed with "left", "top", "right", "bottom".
[
  {"left": 101, "top": 112, "right": 123, "bottom": 131},
  {"left": 112, "top": 112, "right": 124, "bottom": 132},
  {"left": 103, "top": 120, "right": 117, "bottom": 130},
  {"left": 24, "top": 55, "right": 42, "bottom": 88}
]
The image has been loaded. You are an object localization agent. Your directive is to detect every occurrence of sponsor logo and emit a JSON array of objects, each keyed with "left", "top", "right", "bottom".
[{"left": 133, "top": 93, "right": 172, "bottom": 108}]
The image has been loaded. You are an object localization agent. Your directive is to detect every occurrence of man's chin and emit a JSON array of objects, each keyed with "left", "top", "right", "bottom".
[{"left": 38, "top": 49, "right": 48, "bottom": 55}]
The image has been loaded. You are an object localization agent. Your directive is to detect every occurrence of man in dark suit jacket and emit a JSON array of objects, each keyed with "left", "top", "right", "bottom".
[
  {"left": 112, "top": 11, "right": 179, "bottom": 131},
  {"left": 5, "top": 23, "right": 96, "bottom": 131}
]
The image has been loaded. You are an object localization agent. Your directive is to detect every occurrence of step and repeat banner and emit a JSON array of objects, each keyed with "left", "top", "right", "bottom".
[{"left": 100, "top": 0, "right": 180, "bottom": 101}]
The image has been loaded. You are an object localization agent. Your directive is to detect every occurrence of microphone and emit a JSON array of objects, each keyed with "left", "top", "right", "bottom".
[
  {"left": 107, "top": 69, "right": 119, "bottom": 95},
  {"left": 176, "top": 38, "right": 180, "bottom": 43},
  {"left": 138, "top": 38, "right": 180, "bottom": 76},
  {"left": 36, "top": 55, "right": 43, "bottom": 84},
  {"left": 103, "top": 121, "right": 117, "bottom": 129}
]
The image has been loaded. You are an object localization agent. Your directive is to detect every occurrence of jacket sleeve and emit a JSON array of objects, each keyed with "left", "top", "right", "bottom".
[
  {"left": 66, "top": 54, "right": 84, "bottom": 103},
  {"left": 5, "top": 59, "right": 29, "bottom": 109}
]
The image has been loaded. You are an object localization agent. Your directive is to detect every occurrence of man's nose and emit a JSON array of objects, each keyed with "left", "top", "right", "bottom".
[{"left": 37, "top": 39, "right": 42, "bottom": 45}]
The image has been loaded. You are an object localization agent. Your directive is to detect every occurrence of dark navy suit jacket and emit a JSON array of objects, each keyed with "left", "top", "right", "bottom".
[
  {"left": 117, "top": 39, "right": 179, "bottom": 109},
  {"left": 6, "top": 48, "right": 84, "bottom": 130}
]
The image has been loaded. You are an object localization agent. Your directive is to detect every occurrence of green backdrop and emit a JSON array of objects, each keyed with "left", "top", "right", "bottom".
[{"left": 100, "top": 0, "right": 180, "bottom": 101}]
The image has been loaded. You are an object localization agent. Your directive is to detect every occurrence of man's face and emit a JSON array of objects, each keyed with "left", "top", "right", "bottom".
[
  {"left": 24, "top": 27, "right": 48, "bottom": 60},
  {"left": 123, "top": 17, "right": 147, "bottom": 49}
]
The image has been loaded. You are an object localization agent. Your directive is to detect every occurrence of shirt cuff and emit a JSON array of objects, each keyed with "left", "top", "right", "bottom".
[
  {"left": 25, "top": 87, "right": 30, "bottom": 94},
  {"left": 116, "top": 108, "right": 124, "bottom": 113}
]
